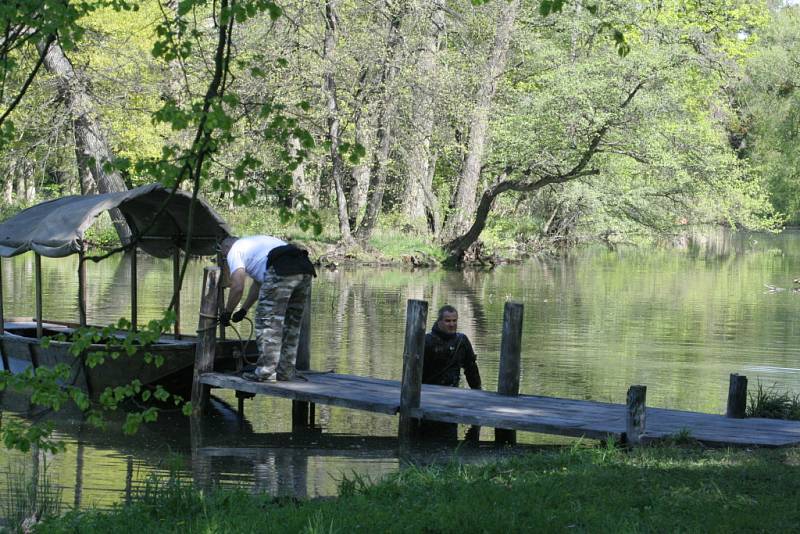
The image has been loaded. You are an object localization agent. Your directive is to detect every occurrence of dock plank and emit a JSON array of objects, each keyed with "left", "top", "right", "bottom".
[{"left": 199, "top": 371, "right": 800, "bottom": 447}]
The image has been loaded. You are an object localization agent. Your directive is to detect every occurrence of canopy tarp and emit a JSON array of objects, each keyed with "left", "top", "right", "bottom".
[{"left": 0, "top": 184, "right": 232, "bottom": 258}]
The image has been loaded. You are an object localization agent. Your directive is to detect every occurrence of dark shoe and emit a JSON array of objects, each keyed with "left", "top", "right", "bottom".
[
  {"left": 277, "top": 372, "right": 308, "bottom": 382},
  {"left": 242, "top": 371, "right": 276, "bottom": 383}
]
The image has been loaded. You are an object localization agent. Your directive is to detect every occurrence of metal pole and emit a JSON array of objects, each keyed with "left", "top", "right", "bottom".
[
  {"left": 130, "top": 247, "right": 137, "bottom": 332},
  {"left": 34, "top": 252, "right": 43, "bottom": 338},
  {"left": 173, "top": 248, "right": 181, "bottom": 339},
  {"left": 78, "top": 248, "right": 87, "bottom": 327},
  {"left": 0, "top": 257, "right": 5, "bottom": 335}
]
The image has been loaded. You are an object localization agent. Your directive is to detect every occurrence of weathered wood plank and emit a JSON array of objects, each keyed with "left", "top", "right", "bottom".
[
  {"left": 197, "top": 370, "right": 800, "bottom": 448},
  {"left": 200, "top": 373, "right": 399, "bottom": 414}
]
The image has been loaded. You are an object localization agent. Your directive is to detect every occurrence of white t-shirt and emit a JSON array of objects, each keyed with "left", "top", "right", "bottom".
[{"left": 226, "top": 235, "right": 286, "bottom": 283}]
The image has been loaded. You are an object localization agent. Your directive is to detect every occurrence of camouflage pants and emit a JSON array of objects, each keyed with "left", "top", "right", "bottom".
[{"left": 254, "top": 266, "right": 312, "bottom": 379}]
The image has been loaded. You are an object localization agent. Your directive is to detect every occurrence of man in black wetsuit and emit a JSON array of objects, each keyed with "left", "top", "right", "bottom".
[{"left": 421, "top": 305, "right": 482, "bottom": 441}]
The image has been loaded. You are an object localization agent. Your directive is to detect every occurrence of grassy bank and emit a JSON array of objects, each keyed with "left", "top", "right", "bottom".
[{"left": 33, "top": 443, "right": 800, "bottom": 533}]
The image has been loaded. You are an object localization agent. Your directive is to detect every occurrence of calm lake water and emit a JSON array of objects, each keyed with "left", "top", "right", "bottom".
[{"left": 3, "top": 229, "right": 800, "bottom": 512}]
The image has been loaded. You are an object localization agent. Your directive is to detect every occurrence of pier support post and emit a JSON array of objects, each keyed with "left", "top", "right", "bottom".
[
  {"left": 191, "top": 266, "right": 220, "bottom": 417},
  {"left": 726, "top": 373, "right": 748, "bottom": 419},
  {"left": 399, "top": 299, "right": 428, "bottom": 442},
  {"left": 292, "top": 288, "right": 314, "bottom": 428},
  {"left": 625, "top": 385, "right": 647, "bottom": 446},
  {"left": 496, "top": 301, "right": 524, "bottom": 445}
]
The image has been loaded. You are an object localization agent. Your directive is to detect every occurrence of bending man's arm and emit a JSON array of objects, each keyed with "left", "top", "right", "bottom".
[
  {"left": 239, "top": 278, "right": 261, "bottom": 313},
  {"left": 225, "top": 268, "right": 249, "bottom": 314},
  {"left": 462, "top": 335, "right": 482, "bottom": 390}
]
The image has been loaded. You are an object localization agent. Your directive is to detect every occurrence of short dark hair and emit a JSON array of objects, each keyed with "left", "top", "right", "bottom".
[
  {"left": 437, "top": 305, "right": 458, "bottom": 322},
  {"left": 217, "top": 236, "right": 239, "bottom": 256}
]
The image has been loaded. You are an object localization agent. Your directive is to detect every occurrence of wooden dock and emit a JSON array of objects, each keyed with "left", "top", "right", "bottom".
[
  {"left": 190, "top": 268, "right": 800, "bottom": 449},
  {"left": 199, "top": 371, "right": 800, "bottom": 447}
]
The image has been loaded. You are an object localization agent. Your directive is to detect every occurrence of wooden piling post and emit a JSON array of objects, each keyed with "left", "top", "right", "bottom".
[
  {"left": 292, "top": 288, "right": 313, "bottom": 428},
  {"left": 626, "top": 385, "right": 647, "bottom": 446},
  {"left": 191, "top": 266, "right": 220, "bottom": 416},
  {"left": 726, "top": 373, "right": 748, "bottom": 419},
  {"left": 398, "top": 299, "right": 428, "bottom": 442},
  {"left": 496, "top": 301, "right": 524, "bottom": 445}
]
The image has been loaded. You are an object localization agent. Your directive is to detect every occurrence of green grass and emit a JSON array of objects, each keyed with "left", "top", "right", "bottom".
[
  {"left": 35, "top": 443, "right": 800, "bottom": 533},
  {"left": 3, "top": 453, "right": 62, "bottom": 533},
  {"left": 747, "top": 382, "right": 800, "bottom": 420}
]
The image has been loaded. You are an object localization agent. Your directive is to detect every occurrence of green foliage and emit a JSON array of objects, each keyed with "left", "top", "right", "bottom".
[
  {"left": 747, "top": 382, "right": 800, "bottom": 420},
  {"left": 3, "top": 455, "right": 63, "bottom": 531},
  {"left": 737, "top": 5, "right": 800, "bottom": 222}
]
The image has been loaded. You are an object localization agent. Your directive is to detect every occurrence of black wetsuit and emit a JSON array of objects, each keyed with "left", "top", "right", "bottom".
[
  {"left": 420, "top": 324, "right": 482, "bottom": 440},
  {"left": 422, "top": 324, "right": 482, "bottom": 389}
]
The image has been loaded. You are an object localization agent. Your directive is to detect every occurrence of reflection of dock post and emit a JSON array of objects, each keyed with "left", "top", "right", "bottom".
[
  {"left": 496, "top": 302, "right": 523, "bottom": 445},
  {"left": 626, "top": 385, "right": 647, "bottom": 446},
  {"left": 190, "top": 415, "right": 211, "bottom": 491},
  {"left": 191, "top": 266, "right": 220, "bottom": 416},
  {"left": 726, "top": 373, "right": 748, "bottom": 419},
  {"left": 399, "top": 299, "right": 428, "bottom": 443},
  {"left": 124, "top": 455, "right": 134, "bottom": 505},
  {"left": 292, "top": 289, "right": 313, "bottom": 428}
]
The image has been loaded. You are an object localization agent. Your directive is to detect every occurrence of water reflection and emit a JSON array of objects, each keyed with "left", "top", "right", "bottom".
[{"left": 4, "top": 229, "right": 800, "bottom": 512}]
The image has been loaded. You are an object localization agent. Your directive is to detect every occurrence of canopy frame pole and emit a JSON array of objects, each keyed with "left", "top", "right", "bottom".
[
  {"left": 173, "top": 247, "right": 181, "bottom": 339},
  {"left": 35, "top": 252, "right": 43, "bottom": 338},
  {"left": 78, "top": 246, "right": 87, "bottom": 327},
  {"left": 130, "top": 246, "right": 138, "bottom": 332},
  {"left": 0, "top": 257, "right": 5, "bottom": 335}
]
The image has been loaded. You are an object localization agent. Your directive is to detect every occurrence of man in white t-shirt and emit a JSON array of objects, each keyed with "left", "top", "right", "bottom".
[{"left": 219, "top": 235, "right": 316, "bottom": 382}]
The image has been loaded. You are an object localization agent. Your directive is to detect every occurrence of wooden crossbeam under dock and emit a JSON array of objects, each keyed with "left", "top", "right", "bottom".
[{"left": 199, "top": 371, "right": 800, "bottom": 448}]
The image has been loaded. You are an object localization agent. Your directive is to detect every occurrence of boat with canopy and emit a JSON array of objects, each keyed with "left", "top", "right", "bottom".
[{"left": 0, "top": 183, "right": 248, "bottom": 398}]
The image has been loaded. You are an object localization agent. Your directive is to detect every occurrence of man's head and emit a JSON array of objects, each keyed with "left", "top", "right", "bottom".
[
  {"left": 217, "top": 236, "right": 239, "bottom": 285},
  {"left": 217, "top": 236, "right": 239, "bottom": 257},
  {"left": 436, "top": 305, "right": 458, "bottom": 334}
]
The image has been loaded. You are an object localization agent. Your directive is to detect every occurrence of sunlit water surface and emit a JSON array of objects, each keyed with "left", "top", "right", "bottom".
[{"left": 3, "top": 229, "right": 800, "bottom": 512}]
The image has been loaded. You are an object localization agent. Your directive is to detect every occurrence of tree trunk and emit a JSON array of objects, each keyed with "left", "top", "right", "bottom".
[
  {"left": 23, "top": 169, "right": 35, "bottom": 203},
  {"left": 3, "top": 174, "right": 12, "bottom": 204},
  {"left": 442, "top": 0, "right": 519, "bottom": 241},
  {"left": 348, "top": 71, "right": 373, "bottom": 228},
  {"left": 322, "top": 0, "right": 354, "bottom": 245},
  {"left": 403, "top": 0, "right": 444, "bottom": 234},
  {"left": 289, "top": 136, "right": 317, "bottom": 208},
  {"left": 353, "top": 0, "right": 407, "bottom": 243},
  {"left": 443, "top": 80, "right": 645, "bottom": 265},
  {"left": 37, "top": 39, "right": 132, "bottom": 244}
]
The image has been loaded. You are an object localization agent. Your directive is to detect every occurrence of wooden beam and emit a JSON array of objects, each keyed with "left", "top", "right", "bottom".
[
  {"left": 191, "top": 266, "right": 220, "bottom": 416},
  {"left": 626, "top": 385, "right": 647, "bottom": 446},
  {"left": 216, "top": 250, "right": 226, "bottom": 340},
  {"left": 399, "top": 299, "right": 428, "bottom": 442},
  {"left": 293, "top": 287, "right": 313, "bottom": 428},
  {"left": 726, "top": 373, "right": 748, "bottom": 419},
  {"left": 496, "top": 301, "right": 524, "bottom": 445}
]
